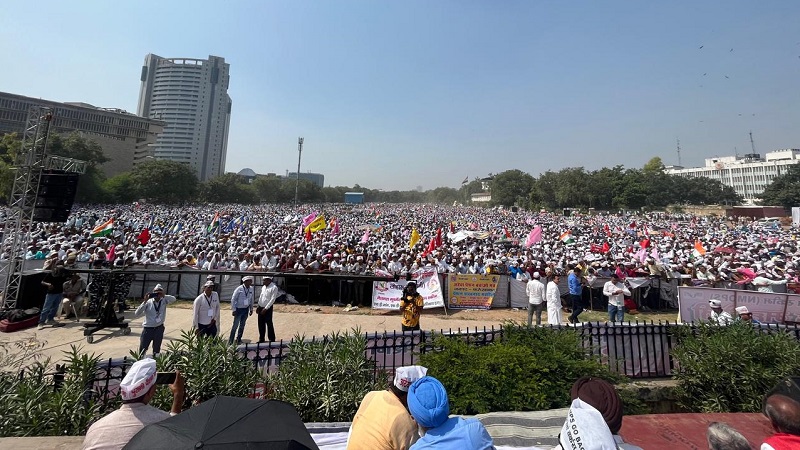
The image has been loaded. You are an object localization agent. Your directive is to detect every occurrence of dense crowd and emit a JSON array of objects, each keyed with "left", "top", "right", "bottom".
[{"left": 7, "top": 203, "right": 798, "bottom": 294}]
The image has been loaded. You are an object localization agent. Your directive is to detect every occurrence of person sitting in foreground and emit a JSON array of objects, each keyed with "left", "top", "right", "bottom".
[
  {"left": 407, "top": 376, "right": 495, "bottom": 450},
  {"left": 565, "top": 376, "right": 643, "bottom": 450},
  {"left": 706, "top": 422, "right": 752, "bottom": 450},
  {"left": 347, "top": 365, "right": 428, "bottom": 450},
  {"left": 82, "top": 358, "right": 184, "bottom": 450},
  {"left": 762, "top": 393, "right": 800, "bottom": 450}
]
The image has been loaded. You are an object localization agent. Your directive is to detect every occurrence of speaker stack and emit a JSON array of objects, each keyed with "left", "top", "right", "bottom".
[{"left": 33, "top": 169, "right": 79, "bottom": 223}]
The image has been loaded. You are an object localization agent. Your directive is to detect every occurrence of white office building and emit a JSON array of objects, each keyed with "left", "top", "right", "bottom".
[
  {"left": 665, "top": 149, "right": 800, "bottom": 203},
  {"left": 137, "top": 54, "right": 231, "bottom": 181}
]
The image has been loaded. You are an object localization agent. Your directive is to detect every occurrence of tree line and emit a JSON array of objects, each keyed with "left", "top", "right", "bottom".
[{"left": 0, "top": 133, "right": 760, "bottom": 209}]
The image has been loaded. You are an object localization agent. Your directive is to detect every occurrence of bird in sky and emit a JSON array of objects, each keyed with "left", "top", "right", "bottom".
[
  {"left": 730, "top": 48, "right": 734, "bottom": 52},
  {"left": 699, "top": 45, "right": 704, "bottom": 49},
  {"left": 703, "top": 73, "right": 707, "bottom": 76},
  {"left": 725, "top": 75, "right": 730, "bottom": 79}
]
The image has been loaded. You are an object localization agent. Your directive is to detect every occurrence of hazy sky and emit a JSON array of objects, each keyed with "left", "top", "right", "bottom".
[{"left": 1, "top": 1, "right": 798, "bottom": 190}]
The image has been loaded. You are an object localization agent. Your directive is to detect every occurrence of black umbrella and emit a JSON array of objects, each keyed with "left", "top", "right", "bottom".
[{"left": 124, "top": 396, "right": 319, "bottom": 450}]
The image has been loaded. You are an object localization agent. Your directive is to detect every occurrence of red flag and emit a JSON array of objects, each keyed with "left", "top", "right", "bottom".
[
  {"left": 603, "top": 224, "right": 611, "bottom": 237},
  {"left": 629, "top": 221, "right": 637, "bottom": 228},
  {"left": 137, "top": 228, "right": 151, "bottom": 245},
  {"left": 640, "top": 239, "right": 650, "bottom": 249},
  {"left": 305, "top": 228, "right": 312, "bottom": 242},
  {"left": 590, "top": 243, "right": 601, "bottom": 253},
  {"left": 422, "top": 237, "right": 436, "bottom": 257},
  {"left": 601, "top": 242, "right": 610, "bottom": 253},
  {"left": 435, "top": 228, "right": 442, "bottom": 248},
  {"left": 449, "top": 222, "right": 455, "bottom": 234},
  {"left": 504, "top": 227, "right": 512, "bottom": 239}
]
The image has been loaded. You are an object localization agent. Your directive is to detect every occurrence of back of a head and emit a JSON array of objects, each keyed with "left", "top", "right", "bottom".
[
  {"left": 570, "top": 377, "right": 623, "bottom": 435},
  {"left": 706, "top": 422, "right": 751, "bottom": 450},
  {"left": 765, "top": 394, "right": 800, "bottom": 436},
  {"left": 407, "top": 376, "right": 450, "bottom": 429}
]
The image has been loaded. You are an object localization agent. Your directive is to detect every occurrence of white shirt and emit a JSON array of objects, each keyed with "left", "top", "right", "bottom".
[
  {"left": 710, "top": 309, "right": 734, "bottom": 325},
  {"left": 82, "top": 403, "right": 171, "bottom": 450},
  {"left": 258, "top": 282, "right": 281, "bottom": 309},
  {"left": 193, "top": 290, "right": 220, "bottom": 330},
  {"left": 603, "top": 280, "right": 631, "bottom": 307},
  {"left": 546, "top": 281, "right": 561, "bottom": 307},
  {"left": 231, "top": 283, "right": 254, "bottom": 310},
  {"left": 526, "top": 278, "right": 546, "bottom": 305}
]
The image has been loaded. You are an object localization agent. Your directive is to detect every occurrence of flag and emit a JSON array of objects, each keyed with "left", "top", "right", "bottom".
[
  {"left": 91, "top": 218, "right": 114, "bottom": 238},
  {"left": 305, "top": 227, "right": 312, "bottom": 242},
  {"left": 304, "top": 215, "right": 327, "bottom": 233},
  {"left": 207, "top": 212, "right": 220, "bottom": 233},
  {"left": 693, "top": 240, "right": 707, "bottom": 257},
  {"left": 435, "top": 228, "right": 442, "bottom": 248},
  {"left": 629, "top": 221, "right": 637, "bottom": 228},
  {"left": 137, "top": 228, "right": 151, "bottom": 245},
  {"left": 604, "top": 224, "right": 611, "bottom": 237},
  {"left": 590, "top": 243, "right": 602, "bottom": 253},
  {"left": 360, "top": 228, "right": 370, "bottom": 244},
  {"left": 559, "top": 231, "right": 574, "bottom": 244},
  {"left": 525, "top": 226, "right": 542, "bottom": 248},
  {"left": 302, "top": 212, "right": 318, "bottom": 228},
  {"left": 601, "top": 242, "right": 610, "bottom": 253},
  {"left": 636, "top": 247, "right": 647, "bottom": 263},
  {"left": 640, "top": 238, "right": 650, "bottom": 249},
  {"left": 331, "top": 218, "right": 340, "bottom": 236},
  {"left": 650, "top": 247, "right": 660, "bottom": 261},
  {"left": 461, "top": 176, "right": 469, "bottom": 185},
  {"left": 422, "top": 237, "right": 436, "bottom": 257},
  {"left": 504, "top": 227, "right": 512, "bottom": 239},
  {"left": 409, "top": 228, "right": 420, "bottom": 248}
]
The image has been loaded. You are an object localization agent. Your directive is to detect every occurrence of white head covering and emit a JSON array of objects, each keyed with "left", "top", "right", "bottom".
[
  {"left": 559, "top": 398, "right": 618, "bottom": 450},
  {"left": 393, "top": 365, "right": 428, "bottom": 392},
  {"left": 120, "top": 358, "right": 157, "bottom": 401},
  {"left": 709, "top": 299, "right": 722, "bottom": 308},
  {"left": 242, "top": 276, "right": 254, "bottom": 283},
  {"left": 735, "top": 306, "right": 750, "bottom": 314},
  {"left": 153, "top": 284, "right": 164, "bottom": 292},
  {"left": 204, "top": 280, "right": 215, "bottom": 287}
]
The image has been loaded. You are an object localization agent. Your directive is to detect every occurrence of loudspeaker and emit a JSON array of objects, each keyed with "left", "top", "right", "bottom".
[
  {"left": 33, "top": 169, "right": 79, "bottom": 223},
  {"left": 17, "top": 270, "right": 49, "bottom": 310}
]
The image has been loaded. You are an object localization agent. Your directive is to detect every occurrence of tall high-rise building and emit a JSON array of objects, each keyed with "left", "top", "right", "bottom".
[{"left": 137, "top": 54, "right": 231, "bottom": 181}]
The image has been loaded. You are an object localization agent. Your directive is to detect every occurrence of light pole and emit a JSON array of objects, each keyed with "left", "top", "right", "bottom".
[{"left": 294, "top": 137, "right": 304, "bottom": 205}]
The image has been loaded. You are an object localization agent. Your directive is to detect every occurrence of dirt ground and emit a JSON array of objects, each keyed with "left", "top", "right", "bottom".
[{"left": 4, "top": 300, "right": 680, "bottom": 364}]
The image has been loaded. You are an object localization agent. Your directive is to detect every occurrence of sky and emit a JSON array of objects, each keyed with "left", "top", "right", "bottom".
[{"left": 1, "top": 1, "right": 799, "bottom": 191}]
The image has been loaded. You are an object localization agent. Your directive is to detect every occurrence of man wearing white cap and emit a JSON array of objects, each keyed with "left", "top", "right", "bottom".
[
  {"left": 82, "top": 358, "right": 185, "bottom": 450},
  {"left": 347, "top": 365, "right": 428, "bottom": 450},
  {"left": 193, "top": 280, "right": 221, "bottom": 337},
  {"left": 526, "top": 272, "right": 546, "bottom": 327},
  {"left": 135, "top": 284, "right": 178, "bottom": 356},
  {"left": 708, "top": 300, "right": 733, "bottom": 326},
  {"left": 256, "top": 276, "right": 283, "bottom": 343},
  {"left": 229, "top": 276, "right": 254, "bottom": 345},
  {"left": 734, "top": 305, "right": 761, "bottom": 324}
]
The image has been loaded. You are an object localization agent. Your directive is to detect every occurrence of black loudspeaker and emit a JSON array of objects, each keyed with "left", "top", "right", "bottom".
[
  {"left": 33, "top": 169, "right": 79, "bottom": 223},
  {"left": 17, "top": 270, "right": 49, "bottom": 310}
]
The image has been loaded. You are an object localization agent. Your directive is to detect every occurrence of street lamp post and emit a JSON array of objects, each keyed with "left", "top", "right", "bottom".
[{"left": 294, "top": 137, "right": 304, "bottom": 206}]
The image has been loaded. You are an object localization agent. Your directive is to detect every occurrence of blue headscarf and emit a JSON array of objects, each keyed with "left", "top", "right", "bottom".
[{"left": 407, "top": 376, "right": 450, "bottom": 428}]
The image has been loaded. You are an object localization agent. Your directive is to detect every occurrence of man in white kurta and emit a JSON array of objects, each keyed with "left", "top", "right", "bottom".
[{"left": 546, "top": 274, "right": 563, "bottom": 325}]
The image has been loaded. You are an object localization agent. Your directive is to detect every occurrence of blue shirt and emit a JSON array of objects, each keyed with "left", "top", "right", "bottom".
[
  {"left": 231, "top": 283, "right": 254, "bottom": 310},
  {"left": 410, "top": 417, "right": 495, "bottom": 450},
  {"left": 568, "top": 272, "right": 582, "bottom": 295}
]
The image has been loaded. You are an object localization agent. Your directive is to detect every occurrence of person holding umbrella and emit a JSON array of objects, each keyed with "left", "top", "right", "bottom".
[{"left": 83, "top": 358, "right": 184, "bottom": 450}]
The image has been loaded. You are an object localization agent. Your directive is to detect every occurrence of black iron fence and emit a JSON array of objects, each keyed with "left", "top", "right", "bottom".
[{"left": 73, "top": 321, "right": 800, "bottom": 406}]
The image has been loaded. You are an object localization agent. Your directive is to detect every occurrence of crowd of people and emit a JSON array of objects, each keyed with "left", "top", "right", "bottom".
[{"left": 11, "top": 202, "right": 799, "bottom": 330}]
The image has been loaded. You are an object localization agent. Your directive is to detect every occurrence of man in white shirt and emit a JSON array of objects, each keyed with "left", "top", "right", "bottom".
[
  {"left": 82, "top": 358, "right": 185, "bottom": 450},
  {"left": 256, "top": 277, "right": 283, "bottom": 343},
  {"left": 135, "top": 284, "right": 178, "bottom": 356},
  {"left": 603, "top": 274, "right": 631, "bottom": 323},
  {"left": 546, "top": 274, "right": 563, "bottom": 325},
  {"left": 709, "top": 299, "right": 734, "bottom": 325},
  {"left": 193, "top": 281, "right": 220, "bottom": 337},
  {"left": 228, "top": 276, "right": 254, "bottom": 345},
  {"left": 526, "top": 272, "right": 546, "bottom": 327}
]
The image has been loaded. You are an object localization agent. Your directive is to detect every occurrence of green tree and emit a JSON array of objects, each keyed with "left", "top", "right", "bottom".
[
  {"left": 201, "top": 173, "right": 258, "bottom": 204},
  {"left": 760, "top": 165, "right": 800, "bottom": 208},
  {"left": 252, "top": 175, "right": 287, "bottom": 203},
  {"left": 102, "top": 173, "right": 137, "bottom": 203},
  {"left": 490, "top": 169, "right": 535, "bottom": 207},
  {"left": 426, "top": 187, "right": 460, "bottom": 204},
  {"left": 129, "top": 159, "right": 198, "bottom": 203},
  {"left": 0, "top": 133, "right": 19, "bottom": 201}
]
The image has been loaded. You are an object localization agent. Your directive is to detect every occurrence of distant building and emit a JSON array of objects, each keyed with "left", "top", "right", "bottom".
[
  {"left": 137, "top": 54, "right": 231, "bottom": 181},
  {"left": 287, "top": 172, "right": 324, "bottom": 188},
  {"left": 665, "top": 149, "right": 800, "bottom": 203},
  {"left": 0, "top": 91, "right": 165, "bottom": 178},
  {"left": 344, "top": 192, "right": 364, "bottom": 204},
  {"left": 471, "top": 176, "right": 493, "bottom": 204},
  {"left": 237, "top": 168, "right": 257, "bottom": 183}
]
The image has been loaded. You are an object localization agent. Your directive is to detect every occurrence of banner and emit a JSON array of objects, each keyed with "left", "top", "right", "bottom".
[
  {"left": 677, "top": 286, "right": 800, "bottom": 324},
  {"left": 447, "top": 274, "right": 500, "bottom": 310},
  {"left": 371, "top": 269, "right": 444, "bottom": 310}
]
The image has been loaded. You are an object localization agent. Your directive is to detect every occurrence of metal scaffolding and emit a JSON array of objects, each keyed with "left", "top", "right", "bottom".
[{"left": 1, "top": 106, "right": 53, "bottom": 309}]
